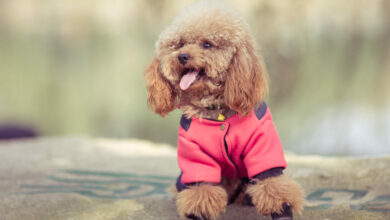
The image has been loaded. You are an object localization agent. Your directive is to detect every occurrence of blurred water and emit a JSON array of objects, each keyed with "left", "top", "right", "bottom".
[
  {"left": 287, "top": 104, "right": 390, "bottom": 156},
  {"left": 0, "top": 0, "right": 389, "bottom": 155}
]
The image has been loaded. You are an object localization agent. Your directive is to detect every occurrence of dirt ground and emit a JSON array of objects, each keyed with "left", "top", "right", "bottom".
[{"left": 0, "top": 138, "right": 389, "bottom": 220}]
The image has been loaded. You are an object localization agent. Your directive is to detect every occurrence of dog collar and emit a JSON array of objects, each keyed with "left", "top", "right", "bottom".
[
  {"left": 206, "top": 104, "right": 226, "bottom": 121},
  {"left": 206, "top": 104, "right": 225, "bottom": 111},
  {"left": 217, "top": 113, "right": 226, "bottom": 121}
]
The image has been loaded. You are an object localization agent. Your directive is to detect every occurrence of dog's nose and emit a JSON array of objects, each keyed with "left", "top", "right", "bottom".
[{"left": 178, "top": 53, "right": 190, "bottom": 65}]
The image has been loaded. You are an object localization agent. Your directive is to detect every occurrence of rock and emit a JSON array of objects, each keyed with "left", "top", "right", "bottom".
[{"left": 0, "top": 138, "right": 389, "bottom": 220}]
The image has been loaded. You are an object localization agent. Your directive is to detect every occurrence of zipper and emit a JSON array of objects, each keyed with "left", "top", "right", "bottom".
[{"left": 223, "top": 125, "right": 237, "bottom": 174}]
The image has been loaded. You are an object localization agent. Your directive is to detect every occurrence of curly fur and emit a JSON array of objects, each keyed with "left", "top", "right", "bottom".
[
  {"left": 246, "top": 174, "right": 304, "bottom": 215},
  {"left": 176, "top": 183, "right": 228, "bottom": 220},
  {"left": 144, "top": 0, "right": 268, "bottom": 119},
  {"left": 144, "top": 57, "right": 176, "bottom": 116},
  {"left": 220, "top": 177, "right": 242, "bottom": 200},
  {"left": 145, "top": 1, "right": 303, "bottom": 219}
]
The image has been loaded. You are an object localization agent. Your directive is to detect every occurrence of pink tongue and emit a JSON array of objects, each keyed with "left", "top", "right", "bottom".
[{"left": 180, "top": 70, "right": 199, "bottom": 90}]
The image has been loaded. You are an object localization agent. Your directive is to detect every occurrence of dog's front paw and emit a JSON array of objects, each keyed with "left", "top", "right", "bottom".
[
  {"left": 271, "top": 203, "right": 293, "bottom": 220},
  {"left": 185, "top": 213, "right": 208, "bottom": 220},
  {"left": 176, "top": 183, "right": 228, "bottom": 220},
  {"left": 246, "top": 174, "right": 304, "bottom": 216}
]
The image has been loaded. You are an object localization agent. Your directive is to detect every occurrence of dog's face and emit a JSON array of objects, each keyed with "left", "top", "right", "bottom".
[
  {"left": 145, "top": 2, "right": 268, "bottom": 117},
  {"left": 157, "top": 27, "right": 235, "bottom": 94}
]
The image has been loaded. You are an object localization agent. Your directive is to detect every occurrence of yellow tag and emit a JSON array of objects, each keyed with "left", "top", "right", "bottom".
[{"left": 217, "top": 113, "right": 226, "bottom": 121}]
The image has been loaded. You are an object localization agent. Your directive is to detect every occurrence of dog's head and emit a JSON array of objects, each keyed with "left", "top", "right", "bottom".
[{"left": 145, "top": 1, "right": 268, "bottom": 117}]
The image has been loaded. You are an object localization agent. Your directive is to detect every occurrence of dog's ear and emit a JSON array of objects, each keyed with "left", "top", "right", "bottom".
[
  {"left": 224, "top": 42, "right": 268, "bottom": 116},
  {"left": 144, "top": 57, "right": 176, "bottom": 117}
]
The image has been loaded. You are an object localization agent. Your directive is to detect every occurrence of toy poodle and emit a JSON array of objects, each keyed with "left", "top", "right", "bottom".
[{"left": 144, "top": 1, "right": 304, "bottom": 220}]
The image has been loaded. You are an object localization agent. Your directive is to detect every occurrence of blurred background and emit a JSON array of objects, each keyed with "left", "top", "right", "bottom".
[{"left": 0, "top": 0, "right": 389, "bottom": 156}]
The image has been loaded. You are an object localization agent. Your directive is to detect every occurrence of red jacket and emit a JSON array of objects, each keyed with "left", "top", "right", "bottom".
[{"left": 177, "top": 102, "right": 286, "bottom": 184}]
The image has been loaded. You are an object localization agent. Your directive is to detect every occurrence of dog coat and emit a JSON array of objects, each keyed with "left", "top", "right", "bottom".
[{"left": 177, "top": 102, "right": 287, "bottom": 184}]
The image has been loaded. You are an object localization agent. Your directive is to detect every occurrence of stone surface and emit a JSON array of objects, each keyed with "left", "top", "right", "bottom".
[{"left": 0, "top": 137, "right": 389, "bottom": 220}]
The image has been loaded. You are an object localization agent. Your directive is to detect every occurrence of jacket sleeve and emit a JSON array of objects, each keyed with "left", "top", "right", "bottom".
[
  {"left": 242, "top": 110, "right": 287, "bottom": 179},
  {"left": 177, "top": 128, "right": 222, "bottom": 184}
]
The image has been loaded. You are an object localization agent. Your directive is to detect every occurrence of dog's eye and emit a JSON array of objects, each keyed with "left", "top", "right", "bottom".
[
  {"left": 178, "top": 41, "right": 185, "bottom": 48},
  {"left": 203, "top": 42, "right": 212, "bottom": 49}
]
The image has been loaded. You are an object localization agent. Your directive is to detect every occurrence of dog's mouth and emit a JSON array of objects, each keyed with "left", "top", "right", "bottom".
[{"left": 179, "top": 68, "right": 206, "bottom": 90}]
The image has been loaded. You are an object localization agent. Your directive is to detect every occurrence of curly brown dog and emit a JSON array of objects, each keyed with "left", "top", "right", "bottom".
[{"left": 144, "top": 1, "right": 304, "bottom": 220}]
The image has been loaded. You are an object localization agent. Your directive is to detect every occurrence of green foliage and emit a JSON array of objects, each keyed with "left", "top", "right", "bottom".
[{"left": 0, "top": 0, "right": 389, "bottom": 151}]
